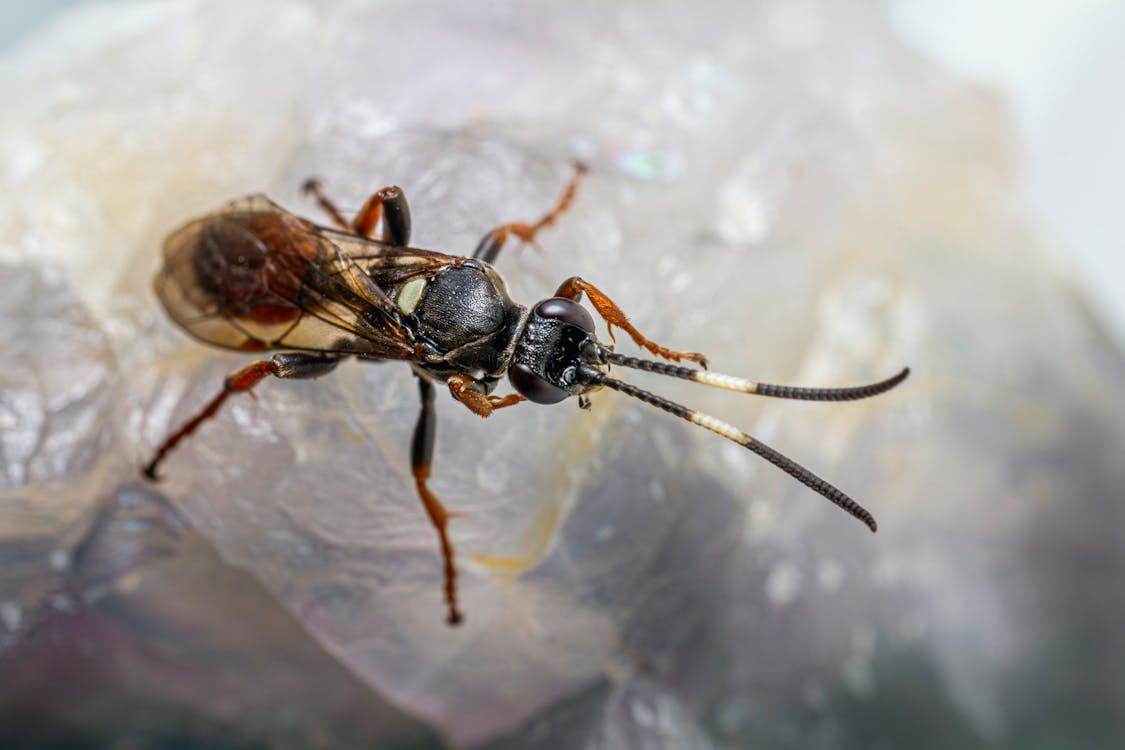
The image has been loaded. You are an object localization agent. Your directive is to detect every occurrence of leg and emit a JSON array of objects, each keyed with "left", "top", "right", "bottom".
[
  {"left": 555, "top": 276, "right": 708, "bottom": 367},
  {"left": 302, "top": 179, "right": 412, "bottom": 245},
  {"left": 473, "top": 162, "right": 587, "bottom": 264},
  {"left": 351, "top": 186, "right": 412, "bottom": 246},
  {"left": 143, "top": 352, "right": 341, "bottom": 480},
  {"left": 301, "top": 178, "right": 351, "bottom": 231},
  {"left": 410, "top": 376, "right": 463, "bottom": 625},
  {"left": 447, "top": 374, "right": 526, "bottom": 418}
]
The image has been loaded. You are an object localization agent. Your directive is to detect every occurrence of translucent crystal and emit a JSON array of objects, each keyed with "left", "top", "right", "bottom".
[{"left": 2, "top": 1, "right": 1122, "bottom": 747}]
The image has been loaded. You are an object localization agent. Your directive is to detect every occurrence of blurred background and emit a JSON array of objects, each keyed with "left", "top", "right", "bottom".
[
  {"left": 1, "top": 1, "right": 1122, "bottom": 748},
  {"left": 6, "top": 0, "right": 1124, "bottom": 341}
]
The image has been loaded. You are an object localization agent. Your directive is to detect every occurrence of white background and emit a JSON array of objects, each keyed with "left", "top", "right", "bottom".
[{"left": 884, "top": 0, "right": 1125, "bottom": 344}]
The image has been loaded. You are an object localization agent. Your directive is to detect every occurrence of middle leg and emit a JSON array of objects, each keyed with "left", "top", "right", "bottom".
[
  {"left": 410, "top": 375, "right": 464, "bottom": 625},
  {"left": 473, "top": 162, "right": 587, "bottom": 264}
]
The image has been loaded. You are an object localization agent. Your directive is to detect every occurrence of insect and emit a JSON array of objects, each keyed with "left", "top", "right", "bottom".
[{"left": 143, "top": 163, "right": 908, "bottom": 625}]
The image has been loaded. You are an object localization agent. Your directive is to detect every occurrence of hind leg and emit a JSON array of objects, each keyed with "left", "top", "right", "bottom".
[{"left": 143, "top": 352, "right": 342, "bottom": 479}]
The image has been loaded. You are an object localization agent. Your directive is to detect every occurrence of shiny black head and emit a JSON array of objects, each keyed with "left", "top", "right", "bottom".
[{"left": 509, "top": 297, "right": 604, "bottom": 403}]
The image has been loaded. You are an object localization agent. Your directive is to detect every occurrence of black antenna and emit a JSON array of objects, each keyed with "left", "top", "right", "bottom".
[
  {"left": 580, "top": 368, "right": 881, "bottom": 532},
  {"left": 599, "top": 348, "right": 909, "bottom": 402}
]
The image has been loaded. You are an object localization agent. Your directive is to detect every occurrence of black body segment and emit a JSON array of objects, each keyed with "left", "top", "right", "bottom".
[
  {"left": 411, "top": 375, "right": 437, "bottom": 471},
  {"left": 410, "top": 262, "right": 527, "bottom": 389},
  {"left": 509, "top": 297, "right": 597, "bottom": 403},
  {"left": 362, "top": 186, "right": 412, "bottom": 245},
  {"left": 472, "top": 232, "right": 504, "bottom": 265}
]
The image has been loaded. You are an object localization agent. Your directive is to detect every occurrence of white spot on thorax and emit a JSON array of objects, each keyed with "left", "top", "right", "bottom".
[{"left": 397, "top": 276, "right": 427, "bottom": 315}]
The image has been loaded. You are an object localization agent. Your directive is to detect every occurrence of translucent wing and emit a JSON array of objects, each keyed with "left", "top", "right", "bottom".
[
  {"left": 154, "top": 195, "right": 450, "bottom": 358},
  {"left": 319, "top": 227, "right": 461, "bottom": 291}
]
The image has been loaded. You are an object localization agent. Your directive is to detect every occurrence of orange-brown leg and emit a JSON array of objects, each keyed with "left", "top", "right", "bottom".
[
  {"left": 555, "top": 276, "right": 709, "bottom": 367},
  {"left": 411, "top": 376, "right": 464, "bottom": 625},
  {"left": 447, "top": 374, "right": 527, "bottom": 418},
  {"left": 302, "top": 179, "right": 412, "bottom": 245},
  {"left": 473, "top": 162, "right": 588, "bottom": 264},
  {"left": 301, "top": 178, "right": 351, "bottom": 231},
  {"left": 143, "top": 353, "right": 341, "bottom": 480}
]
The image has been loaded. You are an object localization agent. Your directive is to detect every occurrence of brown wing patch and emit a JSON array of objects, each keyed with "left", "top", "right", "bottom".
[{"left": 154, "top": 195, "right": 416, "bottom": 358}]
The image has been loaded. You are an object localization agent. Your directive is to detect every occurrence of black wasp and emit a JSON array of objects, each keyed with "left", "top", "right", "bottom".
[{"left": 143, "top": 163, "right": 908, "bottom": 624}]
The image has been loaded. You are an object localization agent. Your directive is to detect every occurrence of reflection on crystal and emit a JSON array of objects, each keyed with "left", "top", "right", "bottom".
[{"left": 617, "top": 149, "right": 678, "bottom": 182}]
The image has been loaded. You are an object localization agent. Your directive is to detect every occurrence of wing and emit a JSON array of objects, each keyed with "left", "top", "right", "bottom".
[
  {"left": 154, "top": 195, "right": 450, "bottom": 358},
  {"left": 319, "top": 227, "right": 458, "bottom": 288}
]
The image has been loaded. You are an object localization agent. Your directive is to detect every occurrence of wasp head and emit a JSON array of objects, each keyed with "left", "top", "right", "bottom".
[{"left": 509, "top": 297, "right": 605, "bottom": 404}]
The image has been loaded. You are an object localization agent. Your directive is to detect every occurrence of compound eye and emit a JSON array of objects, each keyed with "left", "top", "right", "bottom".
[
  {"left": 509, "top": 362, "right": 570, "bottom": 404},
  {"left": 534, "top": 297, "right": 595, "bottom": 333}
]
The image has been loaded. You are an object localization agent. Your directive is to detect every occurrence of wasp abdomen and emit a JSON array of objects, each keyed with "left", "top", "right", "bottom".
[{"left": 189, "top": 211, "right": 325, "bottom": 324}]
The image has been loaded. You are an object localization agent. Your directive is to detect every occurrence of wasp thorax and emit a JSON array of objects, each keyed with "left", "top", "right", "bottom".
[{"left": 509, "top": 297, "right": 602, "bottom": 404}]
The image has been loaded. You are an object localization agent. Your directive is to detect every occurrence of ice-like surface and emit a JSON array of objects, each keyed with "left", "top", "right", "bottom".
[
  {"left": 2, "top": 0, "right": 1123, "bottom": 747},
  {"left": 0, "top": 484, "right": 444, "bottom": 748}
]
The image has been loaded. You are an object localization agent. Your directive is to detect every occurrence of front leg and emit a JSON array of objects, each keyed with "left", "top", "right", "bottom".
[
  {"left": 555, "top": 277, "right": 708, "bottom": 367},
  {"left": 447, "top": 374, "right": 526, "bottom": 417}
]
